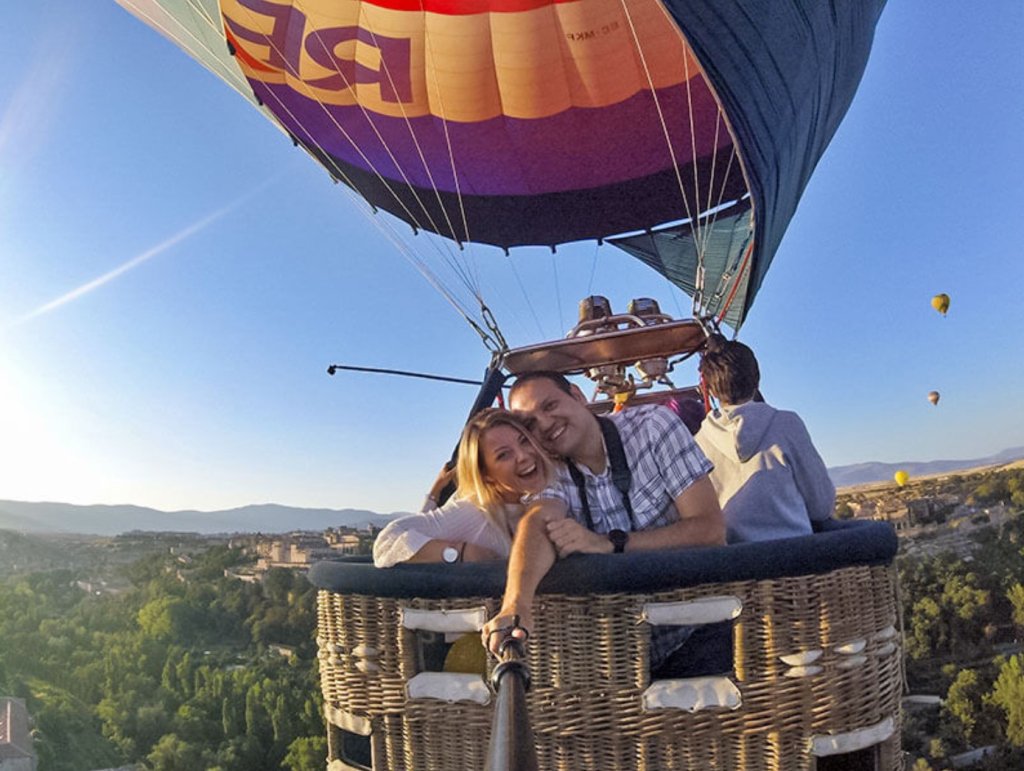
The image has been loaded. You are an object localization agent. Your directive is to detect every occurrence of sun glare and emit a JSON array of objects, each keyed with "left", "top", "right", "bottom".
[{"left": 0, "top": 367, "right": 105, "bottom": 504}]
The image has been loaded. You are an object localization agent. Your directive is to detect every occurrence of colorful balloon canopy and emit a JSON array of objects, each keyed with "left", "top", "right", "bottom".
[
  {"left": 894, "top": 470, "right": 909, "bottom": 487},
  {"left": 928, "top": 391, "right": 940, "bottom": 405},
  {"left": 116, "top": 0, "right": 887, "bottom": 330},
  {"left": 931, "top": 293, "right": 950, "bottom": 316}
]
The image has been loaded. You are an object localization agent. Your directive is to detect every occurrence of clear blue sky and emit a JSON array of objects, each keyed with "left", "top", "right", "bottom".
[{"left": 1, "top": 2, "right": 1021, "bottom": 514}]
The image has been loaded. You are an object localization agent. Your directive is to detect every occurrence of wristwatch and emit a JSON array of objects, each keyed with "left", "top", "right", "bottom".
[
  {"left": 608, "top": 529, "right": 629, "bottom": 554},
  {"left": 442, "top": 545, "right": 461, "bottom": 564}
]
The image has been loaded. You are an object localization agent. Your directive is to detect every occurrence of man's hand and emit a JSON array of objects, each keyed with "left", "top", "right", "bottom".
[
  {"left": 481, "top": 605, "right": 533, "bottom": 657},
  {"left": 546, "top": 518, "right": 612, "bottom": 557}
]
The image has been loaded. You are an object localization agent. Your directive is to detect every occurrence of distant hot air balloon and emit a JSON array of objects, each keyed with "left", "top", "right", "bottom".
[
  {"left": 894, "top": 470, "right": 910, "bottom": 487},
  {"left": 442, "top": 632, "right": 487, "bottom": 675},
  {"left": 928, "top": 391, "right": 940, "bottom": 405},
  {"left": 931, "top": 293, "right": 950, "bottom": 316}
]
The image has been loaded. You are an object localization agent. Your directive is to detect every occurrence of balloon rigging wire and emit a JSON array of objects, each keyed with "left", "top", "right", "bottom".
[
  {"left": 232, "top": 3, "right": 500, "bottom": 347},
  {"left": 714, "top": 237, "right": 755, "bottom": 326},
  {"left": 226, "top": 7, "right": 496, "bottom": 346},
  {"left": 284, "top": 1, "right": 475, "bottom": 283},
  {"left": 296, "top": 0, "right": 499, "bottom": 342},
  {"left": 418, "top": 2, "right": 477, "bottom": 263},
  {"left": 621, "top": 0, "right": 729, "bottom": 319},
  {"left": 618, "top": 0, "right": 699, "bottom": 240},
  {"left": 506, "top": 259, "right": 546, "bottom": 342},
  {"left": 651, "top": 1, "right": 757, "bottom": 325},
  {"left": 356, "top": 12, "right": 471, "bottom": 255},
  {"left": 585, "top": 241, "right": 599, "bottom": 296},
  {"left": 551, "top": 253, "right": 565, "bottom": 337},
  {"left": 117, "top": 0, "right": 252, "bottom": 97},
  {"left": 416, "top": 2, "right": 511, "bottom": 347}
]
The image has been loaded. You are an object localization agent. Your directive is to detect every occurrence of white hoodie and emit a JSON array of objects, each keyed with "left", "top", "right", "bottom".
[{"left": 695, "top": 401, "right": 835, "bottom": 544}]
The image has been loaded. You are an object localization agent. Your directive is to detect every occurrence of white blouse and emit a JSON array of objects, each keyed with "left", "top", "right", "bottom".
[{"left": 372, "top": 497, "right": 520, "bottom": 568}]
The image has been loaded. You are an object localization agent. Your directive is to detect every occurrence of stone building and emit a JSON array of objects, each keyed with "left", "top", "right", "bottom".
[{"left": 0, "top": 698, "right": 36, "bottom": 771}]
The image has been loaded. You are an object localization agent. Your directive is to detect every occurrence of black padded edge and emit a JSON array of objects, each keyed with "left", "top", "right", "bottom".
[{"left": 308, "top": 519, "right": 897, "bottom": 600}]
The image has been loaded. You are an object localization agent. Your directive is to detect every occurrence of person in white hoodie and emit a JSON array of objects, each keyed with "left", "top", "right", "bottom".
[{"left": 695, "top": 334, "right": 835, "bottom": 543}]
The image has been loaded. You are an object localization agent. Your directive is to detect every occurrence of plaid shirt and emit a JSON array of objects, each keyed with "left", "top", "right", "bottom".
[
  {"left": 537, "top": 404, "right": 714, "bottom": 668},
  {"left": 540, "top": 404, "right": 713, "bottom": 532}
]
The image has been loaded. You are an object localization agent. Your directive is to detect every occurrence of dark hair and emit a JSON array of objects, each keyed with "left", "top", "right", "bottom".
[
  {"left": 509, "top": 371, "right": 574, "bottom": 400},
  {"left": 700, "top": 333, "right": 759, "bottom": 404}
]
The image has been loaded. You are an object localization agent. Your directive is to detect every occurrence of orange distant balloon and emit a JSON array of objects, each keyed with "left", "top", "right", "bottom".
[
  {"left": 894, "top": 470, "right": 910, "bottom": 487},
  {"left": 928, "top": 391, "right": 940, "bottom": 405},
  {"left": 931, "top": 293, "right": 950, "bottom": 316}
]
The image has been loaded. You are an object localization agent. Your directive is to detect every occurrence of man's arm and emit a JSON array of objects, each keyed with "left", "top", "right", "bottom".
[
  {"left": 481, "top": 498, "right": 566, "bottom": 655},
  {"left": 546, "top": 475, "right": 724, "bottom": 556},
  {"left": 627, "top": 475, "right": 725, "bottom": 549}
]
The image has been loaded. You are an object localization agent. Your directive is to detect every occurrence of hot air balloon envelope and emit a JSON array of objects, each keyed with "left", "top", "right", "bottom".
[
  {"left": 928, "top": 391, "right": 940, "bottom": 405},
  {"left": 116, "top": 0, "right": 887, "bottom": 330},
  {"left": 894, "top": 470, "right": 909, "bottom": 487},
  {"left": 931, "top": 294, "right": 950, "bottom": 316}
]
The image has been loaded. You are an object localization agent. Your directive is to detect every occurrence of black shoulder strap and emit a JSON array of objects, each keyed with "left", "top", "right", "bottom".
[
  {"left": 566, "top": 416, "right": 637, "bottom": 531},
  {"left": 598, "top": 416, "right": 637, "bottom": 529},
  {"left": 566, "top": 462, "right": 595, "bottom": 531},
  {"left": 598, "top": 417, "right": 632, "bottom": 498}
]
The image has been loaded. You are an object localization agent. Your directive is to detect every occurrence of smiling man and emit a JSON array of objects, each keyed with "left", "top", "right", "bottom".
[{"left": 482, "top": 371, "right": 725, "bottom": 669}]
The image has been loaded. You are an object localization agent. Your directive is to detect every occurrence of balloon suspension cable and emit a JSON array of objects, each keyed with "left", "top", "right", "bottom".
[
  {"left": 229, "top": 1, "right": 489, "bottom": 338},
  {"left": 326, "top": 364, "right": 506, "bottom": 388},
  {"left": 479, "top": 302, "right": 509, "bottom": 353}
]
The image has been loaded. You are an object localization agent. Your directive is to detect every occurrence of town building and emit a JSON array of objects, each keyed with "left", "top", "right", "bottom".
[{"left": 0, "top": 698, "right": 36, "bottom": 771}]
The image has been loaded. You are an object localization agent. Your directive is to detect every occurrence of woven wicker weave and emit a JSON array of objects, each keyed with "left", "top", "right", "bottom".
[{"left": 316, "top": 552, "right": 903, "bottom": 771}]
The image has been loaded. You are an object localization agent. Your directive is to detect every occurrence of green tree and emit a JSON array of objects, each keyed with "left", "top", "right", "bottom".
[
  {"left": 989, "top": 655, "right": 1024, "bottom": 747},
  {"left": 147, "top": 733, "right": 205, "bottom": 771},
  {"left": 283, "top": 736, "right": 328, "bottom": 771},
  {"left": 1008, "top": 583, "right": 1024, "bottom": 631},
  {"left": 943, "top": 668, "right": 1002, "bottom": 747},
  {"left": 138, "top": 597, "right": 199, "bottom": 642}
]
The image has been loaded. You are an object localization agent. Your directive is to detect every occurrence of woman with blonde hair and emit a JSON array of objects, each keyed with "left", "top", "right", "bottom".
[{"left": 373, "top": 408, "right": 555, "bottom": 567}]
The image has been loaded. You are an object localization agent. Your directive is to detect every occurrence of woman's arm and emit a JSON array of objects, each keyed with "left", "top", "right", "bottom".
[{"left": 372, "top": 499, "right": 509, "bottom": 567}]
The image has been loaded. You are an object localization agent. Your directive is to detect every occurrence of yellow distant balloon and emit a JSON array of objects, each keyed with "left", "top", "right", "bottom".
[
  {"left": 894, "top": 470, "right": 909, "bottom": 487},
  {"left": 928, "top": 391, "right": 940, "bottom": 405},
  {"left": 931, "top": 293, "right": 950, "bottom": 316},
  {"left": 443, "top": 632, "right": 488, "bottom": 675}
]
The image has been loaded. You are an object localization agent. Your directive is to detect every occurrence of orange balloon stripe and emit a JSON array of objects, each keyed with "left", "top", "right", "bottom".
[
  {"left": 222, "top": 0, "right": 702, "bottom": 121},
  {"left": 224, "top": 27, "right": 277, "bottom": 74}
]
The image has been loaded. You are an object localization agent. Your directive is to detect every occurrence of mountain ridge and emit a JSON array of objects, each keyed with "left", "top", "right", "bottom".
[
  {"left": 828, "top": 446, "right": 1024, "bottom": 488},
  {"left": 3, "top": 446, "right": 1023, "bottom": 536},
  {"left": 0, "top": 500, "right": 396, "bottom": 536}
]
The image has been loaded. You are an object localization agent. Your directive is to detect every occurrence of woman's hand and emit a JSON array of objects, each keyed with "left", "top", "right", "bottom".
[
  {"left": 481, "top": 605, "right": 532, "bottom": 657},
  {"left": 546, "top": 518, "right": 613, "bottom": 557},
  {"left": 425, "top": 463, "right": 457, "bottom": 505}
]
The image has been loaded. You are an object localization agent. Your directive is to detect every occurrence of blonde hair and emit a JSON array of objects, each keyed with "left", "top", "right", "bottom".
[{"left": 454, "top": 408, "right": 553, "bottom": 546}]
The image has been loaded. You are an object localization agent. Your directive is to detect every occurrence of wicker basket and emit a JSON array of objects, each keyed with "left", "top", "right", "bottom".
[{"left": 312, "top": 520, "right": 903, "bottom": 771}]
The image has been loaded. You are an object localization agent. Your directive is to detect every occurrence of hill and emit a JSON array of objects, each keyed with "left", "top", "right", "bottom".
[
  {"left": 4, "top": 445, "right": 1023, "bottom": 535},
  {"left": 0, "top": 500, "right": 395, "bottom": 536},
  {"left": 827, "top": 446, "right": 1024, "bottom": 488}
]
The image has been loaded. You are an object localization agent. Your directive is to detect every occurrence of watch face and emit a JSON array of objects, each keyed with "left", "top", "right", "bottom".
[
  {"left": 442, "top": 546, "right": 459, "bottom": 564},
  {"left": 609, "top": 529, "right": 628, "bottom": 553}
]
